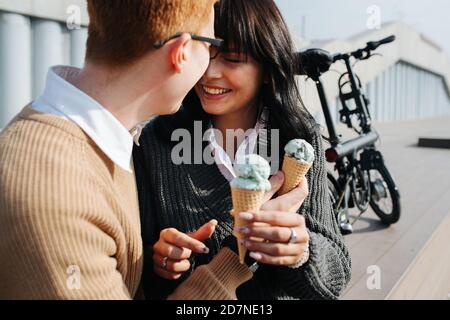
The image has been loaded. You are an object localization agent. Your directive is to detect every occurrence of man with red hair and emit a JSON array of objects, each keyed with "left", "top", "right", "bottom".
[{"left": 0, "top": 0, "right": 252, "bottom": 300}]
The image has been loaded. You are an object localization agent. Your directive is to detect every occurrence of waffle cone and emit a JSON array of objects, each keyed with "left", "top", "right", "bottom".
[
  {"left": 230, "top": 188, "right": 265, "bottom": 264},
  {"left": 279, "top": 155, "right": 312, "bottom": 196}
]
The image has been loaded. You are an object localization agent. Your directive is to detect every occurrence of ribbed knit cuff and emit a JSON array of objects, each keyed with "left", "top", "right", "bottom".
[
  {"left": 168, "top": 248, "right": 253, "bottom": 300},
  {"left": 275, "top": 231, "right": 350, "bottom": 300}
]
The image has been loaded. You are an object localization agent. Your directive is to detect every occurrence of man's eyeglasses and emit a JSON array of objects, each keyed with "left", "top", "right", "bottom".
[{"left": 153, "top": 32, "right": 224, "bottom": 59}]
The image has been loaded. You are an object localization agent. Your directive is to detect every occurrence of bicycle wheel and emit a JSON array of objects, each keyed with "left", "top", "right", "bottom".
[{"left": 369, "top": 164, "right": 401, "bottom": 224}]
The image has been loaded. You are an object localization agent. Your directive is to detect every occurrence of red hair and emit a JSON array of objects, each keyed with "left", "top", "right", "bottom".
[{"left": 86, "top": 0, "right": 216, "bottom": 66}]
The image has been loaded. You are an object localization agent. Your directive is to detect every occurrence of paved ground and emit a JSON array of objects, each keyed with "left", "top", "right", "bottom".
[{"left": 322, "top": 116, "right": 450, "bottom": 300}]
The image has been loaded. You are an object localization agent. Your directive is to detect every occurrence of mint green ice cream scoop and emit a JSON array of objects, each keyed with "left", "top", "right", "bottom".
[
  {"left": 230, "top": 154, "right": 271, "bottom": 191},
  {"left": 285, "top": 139, "right": 315, "bottom": 165}
]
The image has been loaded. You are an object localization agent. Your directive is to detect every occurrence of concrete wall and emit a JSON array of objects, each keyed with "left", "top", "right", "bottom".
[
  {"left": 0, "top": 11, "right": 87, "bottom": 127},
  {"left": 0, "top": 13, "right": 32, "bottom": 127},
  {"left": 0, "top": 0, "right": 88, "bottom": 25},
  {"left": 362, "top": 62, "right": 449, "bottom": 123}
]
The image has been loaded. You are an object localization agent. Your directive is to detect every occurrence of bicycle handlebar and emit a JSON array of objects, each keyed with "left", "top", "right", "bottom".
[
  {"left": 366, "top": 35, "right": 396, "bottom": 51},
  {"left": 296, "top": 35, "right": 396, "bottom": 78},
  {"left": 333, "top": 35, "right": 396, "bottom": 62}
]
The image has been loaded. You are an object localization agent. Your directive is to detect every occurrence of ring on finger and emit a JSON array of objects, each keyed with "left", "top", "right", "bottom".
[
  {"left": 287, "top": 228, "right": 298, "bottom": 244},
  {"left": 161, "top": 256, "right": 168, "bottom": 270}
]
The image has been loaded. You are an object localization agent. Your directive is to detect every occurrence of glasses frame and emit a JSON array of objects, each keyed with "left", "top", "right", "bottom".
[{"left": 153, "top": 32, "right": 224, "bottom": 52}]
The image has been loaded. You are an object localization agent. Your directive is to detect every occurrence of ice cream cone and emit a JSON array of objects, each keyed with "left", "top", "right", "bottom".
[
  {"left": 230, "top": 154, "right": 271, "bottom": 264},
  {"left": 279, "top": 154, "right": 312, "bottom": 196},
  {"left": 278, "top": 139, "right": 315, "bottom": 196},
  {"left": 231, "top": 188, "right": 265, "bottom": 263}
]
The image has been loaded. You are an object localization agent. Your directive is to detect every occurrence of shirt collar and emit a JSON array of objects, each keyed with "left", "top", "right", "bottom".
[
  {"left": 33, "top": 66, "right": 134, "bottom": 173},
  {"left": 205, "top": 109, "right": 268, "bottom": 145},
  {"left": 206, "top": 109, "right": 269, "bottom": 181}
]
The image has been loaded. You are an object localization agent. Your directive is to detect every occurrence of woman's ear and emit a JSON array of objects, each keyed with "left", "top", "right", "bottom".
[{"left": 169, "top": 33, "right": 192, "bottom": 73}]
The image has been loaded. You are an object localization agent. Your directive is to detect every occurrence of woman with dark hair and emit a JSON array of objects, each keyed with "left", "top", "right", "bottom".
[{"left": 134, "top": 0, "right": 351, "bottom": 300}]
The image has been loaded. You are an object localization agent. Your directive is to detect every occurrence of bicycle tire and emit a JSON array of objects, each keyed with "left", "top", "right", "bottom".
[{"left": 369, "top": 163, "right": 401, "bottom": 224}]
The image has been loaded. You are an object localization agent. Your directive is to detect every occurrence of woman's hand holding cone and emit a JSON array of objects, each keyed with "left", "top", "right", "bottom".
[{"left": 234, "top": 175, "right": 310, "bottom": 267}]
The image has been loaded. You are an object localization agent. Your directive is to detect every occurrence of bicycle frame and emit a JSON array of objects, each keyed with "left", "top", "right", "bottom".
[
  {"left": 314, "top": 56, "right": 380, "bottom": 217},
  {"left": 339, "top": 55, "right": 372, "bottom": 133},
  {"left": 299, "top": 34, "right": 401, "bottom": 232}
]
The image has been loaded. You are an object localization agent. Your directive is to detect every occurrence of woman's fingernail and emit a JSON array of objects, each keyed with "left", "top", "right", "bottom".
[
  {"left": 198, "top": 246, "right": 209, "bottom": 254},
  {"left": 250, "top": 252, "right": 262, "bottom": 260},
  {"left": 239, "top": 212, "right": 254, "bottom": 220}
]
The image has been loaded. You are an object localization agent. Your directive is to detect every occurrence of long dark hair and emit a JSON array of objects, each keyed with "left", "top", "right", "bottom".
[{"left": 160, "top": 0, "right": 319, "bottom": 152}]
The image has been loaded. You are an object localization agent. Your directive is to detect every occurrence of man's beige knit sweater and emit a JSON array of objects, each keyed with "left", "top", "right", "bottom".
[{"left": 0, "top": 107, "right": 252, "bottom": 300}]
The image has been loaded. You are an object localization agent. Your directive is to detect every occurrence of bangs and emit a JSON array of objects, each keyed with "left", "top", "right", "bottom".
[{"left": 214, "top": 1, "right": 259, "bottom": 59}]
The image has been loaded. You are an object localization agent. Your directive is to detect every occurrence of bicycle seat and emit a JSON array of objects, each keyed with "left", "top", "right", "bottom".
[{"left": 295, "top": 49, "right": 334, "bottom": 78}]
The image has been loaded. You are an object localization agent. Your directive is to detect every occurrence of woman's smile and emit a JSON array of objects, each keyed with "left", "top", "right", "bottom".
[{"left": 200, "top": 85, "right": 233, "bottom": 101}]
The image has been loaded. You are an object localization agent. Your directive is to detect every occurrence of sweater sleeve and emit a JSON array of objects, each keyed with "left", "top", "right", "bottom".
[
  {"left": 273, "top": 131, "right": 352, "bottom": 300},
  {"left": 168, "top": 248, "right": 253, "bottom": 300}
]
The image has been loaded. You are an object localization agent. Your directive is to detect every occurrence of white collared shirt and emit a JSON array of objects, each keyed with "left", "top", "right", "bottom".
[
  {"left": 32, "top": 66, "right": 135, "bottom": 173},
  {"left": 205, "top": 110, "right": 268, "bottom": 182}
]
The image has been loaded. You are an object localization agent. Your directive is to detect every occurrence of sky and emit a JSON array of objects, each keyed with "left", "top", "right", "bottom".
[{"left": 275, "top": 0, "right": 450, "bottom": 54}]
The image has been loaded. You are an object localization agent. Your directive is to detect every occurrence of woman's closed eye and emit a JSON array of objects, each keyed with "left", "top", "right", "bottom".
[
  {"left": 222, "top": 53, "right": 246, "bottom": 63},
  {"left": 224, "top": 58, "right": 242, "bottom": 63}
]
